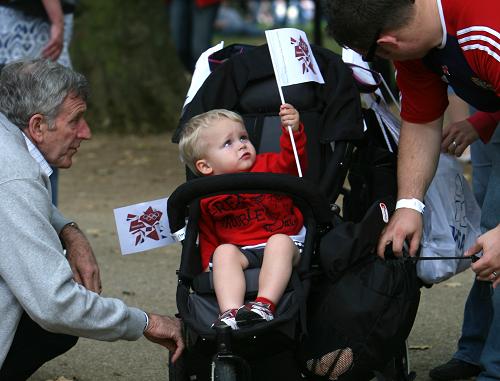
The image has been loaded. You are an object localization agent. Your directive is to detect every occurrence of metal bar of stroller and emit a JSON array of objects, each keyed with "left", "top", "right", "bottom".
[{"left": 414, "top": 254, "right": 480, "bottom": 262}]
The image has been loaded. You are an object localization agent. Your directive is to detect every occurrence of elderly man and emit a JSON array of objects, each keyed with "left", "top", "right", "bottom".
[
  {"left": 325, "top": 0, "right": 499, "bottom": 380},
  {"left": 0, "top": 58, "right": 183, "bottom": 380}
]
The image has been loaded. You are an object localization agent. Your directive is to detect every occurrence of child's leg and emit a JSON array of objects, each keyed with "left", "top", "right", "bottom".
[
  {"left": 235, "top": 235, "right": 300, "bottom": 325},
  {"left": 257, "top": 234, "right": 300, "bottom": 306},
  {"left": 212, "top": 243, "right": 249, "bottom": 312}
]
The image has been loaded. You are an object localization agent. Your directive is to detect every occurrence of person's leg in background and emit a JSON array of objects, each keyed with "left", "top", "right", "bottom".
[
  {"left": 476, "top": 127, "right": 500, "bottom": 381},
  {"left": 453, "top": 278, "right": 493, "bottom": 367},
  {"left": 430, "top": 99, "right": 494, "bottom": 381},
  {"left": 190, "top": 1, "right": 221, "bottom": 72},
  {"left": 0, "top": 312, "right": 78, "bottom": 381},
  {"left": 272, "top": 0, "right": 288, "bottom": 27},
  {"left": 451, "top": 138, "right": 495, "bottom": 368},
  {"left": 167, "top": 0, "right": 193, "bottom": 72}
]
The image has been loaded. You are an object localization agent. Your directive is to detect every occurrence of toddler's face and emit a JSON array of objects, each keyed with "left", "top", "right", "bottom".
[{"left": 196, "top": 118, "right": 256, "bottom": 175}]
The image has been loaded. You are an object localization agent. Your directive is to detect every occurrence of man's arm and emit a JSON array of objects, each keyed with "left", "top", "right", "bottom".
[
  {"left": 377, "top": 117, "right": 443, "bottom": 257},
  {"left": 60, "top": 222, "right": 102, "bottom": 294},
  {"left": 0, "top": 179, "right": 145, "bottom": 341}
]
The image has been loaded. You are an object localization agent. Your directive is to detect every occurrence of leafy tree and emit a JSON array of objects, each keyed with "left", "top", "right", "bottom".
[{"left": 71, "top": 0, "right": 188, "bottom": 133}]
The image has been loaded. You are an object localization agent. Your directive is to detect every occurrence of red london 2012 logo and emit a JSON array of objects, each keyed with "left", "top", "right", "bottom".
[
  {"left": 127, "top": 206, "right": 167, "bottom": 245},
  {"left": 290, "top": 35, "right": 317, "bottom": 75}
]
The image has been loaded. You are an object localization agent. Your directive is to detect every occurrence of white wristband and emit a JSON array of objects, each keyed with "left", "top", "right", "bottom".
[{"left": 395, "top": 198, "right": 425, "bottom": 214}]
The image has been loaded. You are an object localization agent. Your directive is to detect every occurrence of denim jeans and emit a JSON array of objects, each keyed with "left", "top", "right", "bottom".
[
  {"left": 454, "top": 278, "right": 493, "bottom": 366},
  {"left": 454, "top": 127, "right": 500, "bottom": 380},
  {"left": 167, "top": 0, "right": 220, "bottom": 73},
  {"left": 470, "top": 139, "right": 493, "bottom": 208}
]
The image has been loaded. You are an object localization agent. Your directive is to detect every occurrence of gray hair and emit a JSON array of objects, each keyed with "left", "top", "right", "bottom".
[{"left": 0, "top": 58, "right": 89, "bottom": 130}]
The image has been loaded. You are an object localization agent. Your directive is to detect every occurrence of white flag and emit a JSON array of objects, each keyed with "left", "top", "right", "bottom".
[
  {"left": 113, "top": 197, "right": 176, "bottom": 255},
  {"left": 265, "top": 28, "right": 324, "bottom": 89}
]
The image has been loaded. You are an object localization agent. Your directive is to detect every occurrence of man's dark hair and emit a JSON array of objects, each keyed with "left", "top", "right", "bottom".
[{"left": 325, "top": 0, "right": 416, "bottom": 52}]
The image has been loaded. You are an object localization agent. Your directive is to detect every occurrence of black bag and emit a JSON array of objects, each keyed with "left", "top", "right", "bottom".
[{"left": 300, "top": 197, "right": 421, "bottom": 380}]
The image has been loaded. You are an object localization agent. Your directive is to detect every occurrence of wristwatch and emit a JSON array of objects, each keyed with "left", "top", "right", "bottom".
[{"left": 64, "top": 221, "right": 79, "bottom": 229}]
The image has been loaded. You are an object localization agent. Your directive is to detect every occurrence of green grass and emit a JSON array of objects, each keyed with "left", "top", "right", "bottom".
[{"left": 213, "top": 21, "right": 342, "bottom": 55}]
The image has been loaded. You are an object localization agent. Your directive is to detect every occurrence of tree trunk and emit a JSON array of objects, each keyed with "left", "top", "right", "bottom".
[{"left": 71, "top": 0, "right": 188, "bottom": 133}]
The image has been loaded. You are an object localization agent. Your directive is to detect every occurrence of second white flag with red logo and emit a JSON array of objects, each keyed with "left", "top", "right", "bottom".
[{"left": 265, "top": 28, "right": 325, "bottom": 89}]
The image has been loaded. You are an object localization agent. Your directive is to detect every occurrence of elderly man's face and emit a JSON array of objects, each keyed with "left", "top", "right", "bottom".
[{"left": 39, "top": 93, "right": 91, "bottom": 168}]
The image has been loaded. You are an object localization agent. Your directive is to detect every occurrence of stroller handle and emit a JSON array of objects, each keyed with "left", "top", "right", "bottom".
[{"left": 167, "top": 172, "right": 334, "bottom": 233}]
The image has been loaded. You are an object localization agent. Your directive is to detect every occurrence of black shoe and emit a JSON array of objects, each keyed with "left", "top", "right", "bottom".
[{"left": 429, "top": 358, "right": 481, "bottom": 380}]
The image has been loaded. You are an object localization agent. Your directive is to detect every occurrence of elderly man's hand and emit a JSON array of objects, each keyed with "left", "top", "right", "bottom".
[
  {"left": 144, "top": 314, "right": 184, "bottom": 363},
  {"left": 467, "top": 224, "right": 500, "bottom": 288},
  {"left": 60, "top": 223, "right": 102, "bottom": 294}
]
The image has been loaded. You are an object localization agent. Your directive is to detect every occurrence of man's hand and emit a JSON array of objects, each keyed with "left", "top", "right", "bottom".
[
  {"left": 60, "top": 223, "right": 102, "bottom": 293},
  {"left": 41, "top": 0, "right": 64, "bottom": 61},
  {"left": 144, "top": 314, "right": 184, "bottom": 363},
  {"left": 377, "top": 208, "right": 423, "bottom": 258},
  {"left": 467, "top": 224, "right": 500, "bottom": 288},
  {"left": 441, "top": 119, "right": 479, "bottom": 157}
]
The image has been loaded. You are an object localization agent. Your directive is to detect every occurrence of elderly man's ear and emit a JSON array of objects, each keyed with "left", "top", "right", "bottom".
[{"left": 27, "top": 113, "right": 48, "bottom": 143}]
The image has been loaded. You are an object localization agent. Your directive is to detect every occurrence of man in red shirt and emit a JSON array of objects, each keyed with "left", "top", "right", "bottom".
[
  {"left": 178, "top": 106, "right": 306, "bottom": 330},
  {"left": 325, "top": 0, "right": 499, "bottom": 380}
]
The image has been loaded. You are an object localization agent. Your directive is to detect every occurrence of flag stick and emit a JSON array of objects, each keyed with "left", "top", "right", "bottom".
[
  {"left": 276, "top": 84, "right": 303, "bottom": 178},
  {"left": 287, "top": 125, "right": 303, "bottom": 177}
]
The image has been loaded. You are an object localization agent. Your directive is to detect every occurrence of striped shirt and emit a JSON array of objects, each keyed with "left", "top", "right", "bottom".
[
  {"left": 22, "top": 132, "right": 53, "bottom": 177},
  {"left": 394, "top": 0, "right": 499, "bottom": 132}
]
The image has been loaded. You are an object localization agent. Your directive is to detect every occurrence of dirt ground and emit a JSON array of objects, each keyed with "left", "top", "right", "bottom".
[{"left": 29, "top": 133, "right": 474, "bottom": 381}]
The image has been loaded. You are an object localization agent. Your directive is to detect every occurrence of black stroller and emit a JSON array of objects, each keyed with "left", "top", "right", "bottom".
[{"left": 167, "top": 43, "right": 421, "bottom": 381}]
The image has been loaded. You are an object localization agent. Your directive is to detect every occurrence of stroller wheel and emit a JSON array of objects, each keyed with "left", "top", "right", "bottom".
[{"left": 212, "top": 358, "right": 237, "bottom": 381}]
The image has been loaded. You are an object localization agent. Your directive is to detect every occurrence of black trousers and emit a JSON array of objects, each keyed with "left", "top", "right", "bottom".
[{"left": 0, "top": 312, "right": 78, "bottom": 381}]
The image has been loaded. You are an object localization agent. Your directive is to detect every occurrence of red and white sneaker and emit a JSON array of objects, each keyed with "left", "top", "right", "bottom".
[
  {"left": 211, "top": 308, "right": 239, "bottom": 330},
  {"left": 236, "top": 301, "right": 274, "bottom": 327}
]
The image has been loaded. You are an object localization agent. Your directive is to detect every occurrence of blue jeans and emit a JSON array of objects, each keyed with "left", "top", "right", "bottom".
[
  {"left": 471, "top": 139, "right": 493, "bottom": 208},
  {"left": 454, "top": 126, "right": 500, "bottom": 380},
  {"left": 454, "top": 279, "right": 493, "bottom": 366},
  {"left": 167, "top": 0, "right": 220, "bottom": 73}
]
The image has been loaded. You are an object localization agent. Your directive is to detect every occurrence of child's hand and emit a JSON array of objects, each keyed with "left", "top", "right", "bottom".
[{"left": 279, "top": 103, "right": 300, "bottom": 132}]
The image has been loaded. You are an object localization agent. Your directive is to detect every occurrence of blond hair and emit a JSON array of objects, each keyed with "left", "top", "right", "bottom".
[{"left": 179, "top": 109, "right": 244, "bottom": 176}]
